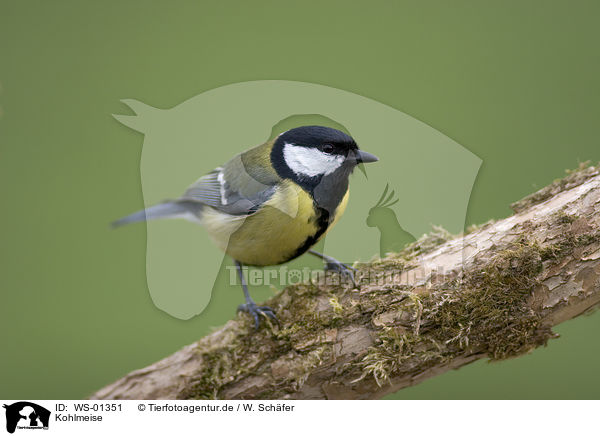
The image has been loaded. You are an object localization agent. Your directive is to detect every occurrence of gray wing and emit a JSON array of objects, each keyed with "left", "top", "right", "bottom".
[{"left": 179, "top": 155, "right": 278, "bottom": 216}]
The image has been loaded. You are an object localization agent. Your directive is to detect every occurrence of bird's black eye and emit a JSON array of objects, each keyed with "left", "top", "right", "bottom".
[{"left": 322, "top": 144, "right": 334, "bottom": 154}]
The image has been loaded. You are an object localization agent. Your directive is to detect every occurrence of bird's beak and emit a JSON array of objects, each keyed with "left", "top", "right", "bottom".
[
  {"left": 354, "top": 149, "right": 379, "bottom": 164},
  {"left": 352, "top": 149, "right": 378, "bottom": 178}
]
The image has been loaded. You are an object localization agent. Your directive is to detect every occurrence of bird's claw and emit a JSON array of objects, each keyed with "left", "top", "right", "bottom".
[
  {"left": 237, "top": 303, "right": 278, "bottom": 329},
  {"left": 324, "top": 258, "right": 357, "bottom": 286}
]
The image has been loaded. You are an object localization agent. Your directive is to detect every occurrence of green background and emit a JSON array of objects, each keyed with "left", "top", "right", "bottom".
[{"left": 1, "top": 0, "right": 599, "bottom": 399}]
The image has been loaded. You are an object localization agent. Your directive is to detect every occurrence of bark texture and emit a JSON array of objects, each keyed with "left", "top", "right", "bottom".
[{"left": 91, "top": 164, "right": 600, "bottom": 400}]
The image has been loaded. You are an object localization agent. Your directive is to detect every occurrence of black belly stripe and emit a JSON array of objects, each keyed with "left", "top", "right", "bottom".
[{"left": 286, "top": 205, "right": 330, "bottom": 262}]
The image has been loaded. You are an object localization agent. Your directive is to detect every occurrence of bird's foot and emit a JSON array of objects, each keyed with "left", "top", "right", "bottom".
[
  {"left": 322, "top": 255, "right": 357, "bottom": 286},
  {"left": 237, "top": 302, "right": 278, "bottom": 329}
]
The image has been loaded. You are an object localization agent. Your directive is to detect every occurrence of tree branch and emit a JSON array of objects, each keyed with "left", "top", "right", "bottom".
[{"left": 91, "top": 163, "right": 600, "bottom": 400}]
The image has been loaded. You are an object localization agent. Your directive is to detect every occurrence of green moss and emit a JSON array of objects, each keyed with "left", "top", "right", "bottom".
[
  {"left": 355, "top": 328, "right": 445, "bottom": 387},
  {"left": 355, "top": 329, "right": 417, "bottom": 386},
  {"left": 328, "top": 295, "right": 344, "bottom": 315},
  {"left": 431, "top": 240, "right": 548, "bottom": 360},
  {"left": 540, "top": 233, "right": 600, "bottom": 261},
  {"left": 355, "top": 238, "right": 558, "bottom": 385},
  {"left": 180, "top": 278, "right": 359, "bottom": 399},
  {"left": 186, "top": 351, "right": 234, "bottom": 399},
  {"left": 180, "top": 325, "right": 249, "bottom": 399}
]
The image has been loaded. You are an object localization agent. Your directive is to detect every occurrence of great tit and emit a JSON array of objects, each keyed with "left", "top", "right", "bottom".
[{"left": 113, "top": 125, "right": 379, "bottom": 327}]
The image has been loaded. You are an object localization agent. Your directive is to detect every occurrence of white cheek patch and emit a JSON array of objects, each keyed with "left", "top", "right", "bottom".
[{"left": 283, "top": 143, "right": 345, "bottom": 177}]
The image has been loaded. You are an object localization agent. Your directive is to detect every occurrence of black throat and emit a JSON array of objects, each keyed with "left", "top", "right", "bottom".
[{"left": 279, "top": 165, "right": 353, "bottom": 263}]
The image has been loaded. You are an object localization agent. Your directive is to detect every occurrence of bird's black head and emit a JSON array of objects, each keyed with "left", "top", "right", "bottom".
[
  {"left": 278, "top": 125, "right": 358, "bottom": 156},
  {"left": 270, "top": 125, "right": 378, "bottom": 190}
]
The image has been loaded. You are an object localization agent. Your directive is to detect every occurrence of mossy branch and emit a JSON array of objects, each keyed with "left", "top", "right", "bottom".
[{"left": 91, "top": 163, "right": 600, "bottom": 400}]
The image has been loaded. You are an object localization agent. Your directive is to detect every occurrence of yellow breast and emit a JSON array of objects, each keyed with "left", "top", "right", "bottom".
[{"left": 200, "top": 180, "right": 349, "bottom": 266}]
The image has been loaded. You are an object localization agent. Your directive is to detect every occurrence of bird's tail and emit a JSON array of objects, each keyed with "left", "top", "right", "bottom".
[{"left": 111, "top": 201, "right": 200, "bottom": 228}]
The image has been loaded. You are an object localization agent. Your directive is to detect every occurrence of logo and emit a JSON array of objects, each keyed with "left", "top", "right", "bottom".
[
  {"left": 3, "top": 402, "right": 50, "bottom": 434},
  {"left": 366, "top": 184, "right": 416, "bottom": 257}
]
